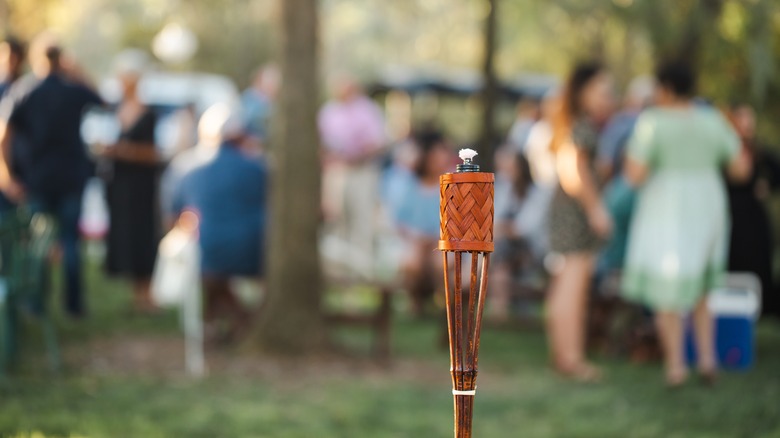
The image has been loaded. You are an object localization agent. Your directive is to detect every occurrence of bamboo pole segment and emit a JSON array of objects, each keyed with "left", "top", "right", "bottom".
[{"left": 438, "top": 151, "right": 494, "bottom": 438}]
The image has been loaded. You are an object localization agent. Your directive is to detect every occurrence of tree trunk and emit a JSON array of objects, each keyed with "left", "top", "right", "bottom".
[
  {"left": 644, "top": 0, "right": 725, "bottom": 73},
  {"left": 0, "top": 0, "right": 9, "bottom": 32},
  {"left": 252, "top": 0, "right": 325, "bottom": 353},
  {"left": 677, "top": 0, "right": 724, "bottom": 69},
  {"left": 476, "top": 0, "right": 498, "bottom": 172}
]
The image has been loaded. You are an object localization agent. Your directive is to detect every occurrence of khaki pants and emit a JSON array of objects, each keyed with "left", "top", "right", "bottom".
[{"left": 322, "top": 162, "right": 379, "bottom": 274}]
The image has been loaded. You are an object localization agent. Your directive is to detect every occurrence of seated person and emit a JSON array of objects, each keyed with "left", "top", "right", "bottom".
[
  {"left": 490, "top": 150, "right": 549, "bottom": 320},
  {"left": 396, "top": 130, "right": 453, "bottom": 316},
  {"left": 172, "top": 103, "right": 267, "bottom": 343},
  {"left": 159, "top": 103, "right": 222, "bottom": 229},
  {"left": 380, "top": 139, "right": 419, "bottom": 226}
]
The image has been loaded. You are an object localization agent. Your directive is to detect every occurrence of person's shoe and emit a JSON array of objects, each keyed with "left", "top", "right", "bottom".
[
  {"left": 698, "top": 368, "right": 718, "bottom": 387},
  {"left": 65, "top": 305, "right": 87, "bottom": 320},
  {"left": 131, "top": 295, "right": 162, "bottom": 316},
  {"left": 555, "top": 362, "right": 603, "bottom": 383},
  {"left": 665, "top": 367, "right": 689, "bottom": 389}
]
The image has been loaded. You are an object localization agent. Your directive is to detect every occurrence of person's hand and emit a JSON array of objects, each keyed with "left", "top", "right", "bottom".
[
  {"left": 2, "top": 177, "right": 25, "bottom": 203},
  {"left": 176, "top": 210, "right": 200, "bottom": 235},
  {"left": 92, "top": 143, "right": 115, "bottom": 158},
  {"left": 346, "top": 146, "right": 382, "bottom": 166},
  {"left": 587, "top": 204, "right": 613, "bottom": 239},
  {"left": 60, "top": 54, "right": 95, "bottom": 88},
  {"left": 99, "top": 142, "right": 133, "bottom": 160},
  {"left": 755, "top": 178, "right": 770, "bottom": 201},
  {"left": 498, "top": 222, "right": 517, "bottom": 239}
]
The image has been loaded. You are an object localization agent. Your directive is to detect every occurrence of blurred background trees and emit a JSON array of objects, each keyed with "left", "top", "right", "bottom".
[{"left": 0, "top": 0, "right": 775, "bottom": 139}]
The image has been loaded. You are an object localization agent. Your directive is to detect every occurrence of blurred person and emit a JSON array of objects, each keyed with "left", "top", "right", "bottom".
[
  {"left": 597, "top": 76, "right": 655, "bottom": 275},
  {"left": 159, "top": 103, "right": 223, "bottom": 228},
  {"left": 0, "top": 36, "right": 25, "bottom": 95},
  {"left": 518, "top": 89, "right": 560, "bottom": 258},
  {"left": 97, "top": 49, "right": 161, "bottom": 313},
  {"left": 597, "top": 76, "right": 654, "bottom": 180},
  {"left": 380, "top": 138, "right": 419, "bottom": 224},
  {"left": 172, "top": 103, "right": 267, "bottom": 343},
  {"left": 168, "top": 102, "right": 198, "bottom": 158},
  {"left": 622, "top": 61, "right": 749, "bottom": 387},
  {"left": 726, "top": 102, "right": 780, "bottom": 319},
  {"left": 520, "top": 89, "right": 560, "bottom": 274},
  {"left": 0, "top": 36, "right": 26, "bottom": 213},
  {"left": 318, "top": 74, "right": 385, "bottom": 271},
  {"left": 489, "top": 150, "right": 549, "bottom": 320},
  {"left": 0, "top": 32, "right": 102, "bottom": 317},
  {"left": 524, "top": 89, "right": 560, "bottom": 188},
  {"left": 546, "top": 62, "right": 615, "bottom": 381},
  {"left": 396, "top": 130, "right": 452, "bottom": 316},
  {"left": 506, "top": 98, "right": 541, "bottom": 151},
  {"left": 241, "top": 64, "right": 279, "bottom": 146}
]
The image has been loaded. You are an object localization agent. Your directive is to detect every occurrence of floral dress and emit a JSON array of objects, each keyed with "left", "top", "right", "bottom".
[{"left": 548, "top": 119, "right": 602, "bottom": 254}]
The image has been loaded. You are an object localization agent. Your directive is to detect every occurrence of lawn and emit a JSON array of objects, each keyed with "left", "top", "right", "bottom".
[{"left": 1, "top": 259, "right": 780, "bottom": 438}]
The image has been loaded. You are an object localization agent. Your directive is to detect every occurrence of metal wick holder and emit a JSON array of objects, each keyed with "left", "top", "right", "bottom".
[{"left": 456, "top": 157, "right": 480, "bottom": 173}]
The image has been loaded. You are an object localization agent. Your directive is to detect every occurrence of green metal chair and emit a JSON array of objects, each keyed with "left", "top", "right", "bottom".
[
  {"left": 0, "top": 211, "right": 20, "bottom": 376},
  {"left": 0, "top": 209, "right": 60, "bottom": 377}
]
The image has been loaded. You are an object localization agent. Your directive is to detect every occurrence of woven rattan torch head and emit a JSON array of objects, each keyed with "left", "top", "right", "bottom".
[{"left": 438, "top": 150, "right": 494, "bottom": 253}]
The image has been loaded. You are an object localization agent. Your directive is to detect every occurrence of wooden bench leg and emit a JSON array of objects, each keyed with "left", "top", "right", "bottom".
[
  {"left": 373, "top": 288, "right": 392, "bottom": 363},
  {"left": 42, "top": 316, "right": 60, "bottom": 374},
  {"left": 0, "top": 284, "right": 9, "bottom": 378}
]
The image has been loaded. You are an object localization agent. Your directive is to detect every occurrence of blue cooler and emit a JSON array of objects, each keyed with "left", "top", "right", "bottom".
[{"left": 686, "top": 273, "right": 761, "bottom": 370}]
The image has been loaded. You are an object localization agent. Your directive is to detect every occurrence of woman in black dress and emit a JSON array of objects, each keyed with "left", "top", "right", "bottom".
[
  {"left": 100, "top": 51, "right": 161, "bottom": 312},
  {"left": 727, "top": 103, "right": 780, "bottom": 318}
]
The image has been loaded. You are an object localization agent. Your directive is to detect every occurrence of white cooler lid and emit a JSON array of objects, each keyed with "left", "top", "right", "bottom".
[{"left": 708, "top": 287, "right": 760, "bottom": 318}]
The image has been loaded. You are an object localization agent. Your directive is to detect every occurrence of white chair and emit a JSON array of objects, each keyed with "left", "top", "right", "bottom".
[{"left": 151, "top": 226, "right": 206, "bottom": 377}]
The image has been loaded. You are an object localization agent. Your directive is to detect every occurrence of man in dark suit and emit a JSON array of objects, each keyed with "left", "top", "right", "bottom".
[{"left": 0, "top": 33, "right": 102, "bottom": 317}]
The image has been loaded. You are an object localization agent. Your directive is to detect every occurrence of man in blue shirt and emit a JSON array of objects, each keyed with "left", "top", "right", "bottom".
[
  {"left": 240, "top": 65, "right": 278, "bottom": 146},
  {"left": 172, "top": 103, "right": 267, "bottom": 342},
  {"left": 0, "top": 34, "right": 102, "bottom": 317}
]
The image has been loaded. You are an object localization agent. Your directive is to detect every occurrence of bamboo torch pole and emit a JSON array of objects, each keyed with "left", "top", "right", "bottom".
[{"left": 439, "top": 149, "right": 494, "bottom": 438}]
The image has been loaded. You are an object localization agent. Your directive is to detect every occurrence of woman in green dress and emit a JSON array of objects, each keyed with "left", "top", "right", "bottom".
[{"left": 623, "top": 61, "right": 749, "bottom": 386}]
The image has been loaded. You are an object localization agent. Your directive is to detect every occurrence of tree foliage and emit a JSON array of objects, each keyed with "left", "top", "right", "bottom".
[{"left": 4, "top": 0, "right": 777, "bottom": 140}]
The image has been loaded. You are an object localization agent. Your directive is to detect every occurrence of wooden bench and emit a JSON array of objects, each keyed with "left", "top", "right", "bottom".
[
  {"left": 320, "top": 233, "right": 398, "bottom": 362},
  {"left": 324, "top": 279, "right": 394, "bottom": 362}
]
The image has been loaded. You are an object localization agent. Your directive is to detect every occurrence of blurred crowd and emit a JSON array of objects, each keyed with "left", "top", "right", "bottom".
[
  {"left": 497, "top": 60, "right": 776, "bottom": 386},
  {"left": 316, "top": 55, "right": 777, "bottom": 386},
  {"left": 0, "top": 33, "right": 272, "bottom": 343},
  {"left": 0, "top": 31, "right": 776, "bottom": 386}
]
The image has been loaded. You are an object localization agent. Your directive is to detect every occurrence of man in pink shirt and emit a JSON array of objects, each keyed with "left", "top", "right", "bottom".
[{"left": 318, "top": 76, "right": 385, "bottom": 275}]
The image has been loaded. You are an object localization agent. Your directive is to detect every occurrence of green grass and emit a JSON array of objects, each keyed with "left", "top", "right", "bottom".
[{"left": 1, "top": 259, "right": 780, "bottom": 437}]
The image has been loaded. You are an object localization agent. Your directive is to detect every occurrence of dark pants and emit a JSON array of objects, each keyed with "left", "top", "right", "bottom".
[
  {"left": 201, "top": 276, "right": 250, "bottom": 343},
  {"left": 0, "top": 192, "right": 16, "bottom": 214},
  {"left": 28, "top": 191, "right": 84, "bottom": 316}
]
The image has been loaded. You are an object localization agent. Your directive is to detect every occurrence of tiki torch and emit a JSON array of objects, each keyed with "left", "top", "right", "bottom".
[{"left": 439, "top": 148, "right": 494, "bottom": 438}]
